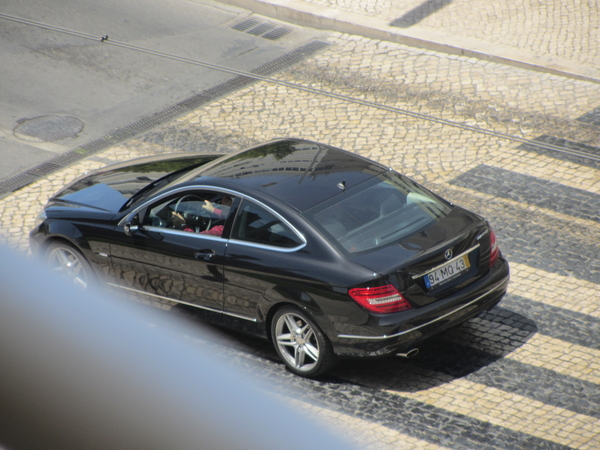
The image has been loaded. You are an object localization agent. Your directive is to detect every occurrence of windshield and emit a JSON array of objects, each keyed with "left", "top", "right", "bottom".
[
  {"left": 54, "top": 155, "right": 221, "bottom": 213},
  {"left": 303, "top": 171, "right": 452, "bottom": 254},
  {"left": 118, "top": 155, "right": 223, "bottom": 211}
]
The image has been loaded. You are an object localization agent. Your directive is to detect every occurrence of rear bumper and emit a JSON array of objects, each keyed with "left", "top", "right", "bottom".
[{"left": 331, "top": 257, "right": 510, "bottom": 357}]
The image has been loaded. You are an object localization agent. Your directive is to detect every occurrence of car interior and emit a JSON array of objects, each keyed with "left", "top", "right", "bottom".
[{"left": 144, "top": 192, "right": 230, "bottom": 233}]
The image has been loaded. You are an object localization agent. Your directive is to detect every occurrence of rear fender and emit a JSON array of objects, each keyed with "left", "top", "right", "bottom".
[{"left": 261, "top": 286, "right": 341, "bottom": 343}]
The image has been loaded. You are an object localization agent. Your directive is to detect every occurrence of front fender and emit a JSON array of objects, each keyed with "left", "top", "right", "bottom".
[
  {"left": 30, "top": 219, "right": 102, "bottom": 276},
  {"left": 44, "top": 220, "right": 90, "bottom": 251}
]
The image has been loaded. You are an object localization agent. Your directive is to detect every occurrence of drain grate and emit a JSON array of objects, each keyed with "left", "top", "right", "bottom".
[
  {"left": 0, "top": 40, "right": 330, "bottom": 197},
  {"left": 247, "top": 23, "right": 276, "bottom": 36},
  {"left": 231, "top": 18, "right": 292, "bottom": 40},
  {"left": 25, "top": 162, "right": 64, "bottom": 177},
  {"left": 0, "top": 173, "right": 39, "bottom": 194},
  {"left": 262, "top": 28, "right": 292, "bottom": 40},
  {"left": 232, "top": 18, "right": 260, "bottom": 32}
]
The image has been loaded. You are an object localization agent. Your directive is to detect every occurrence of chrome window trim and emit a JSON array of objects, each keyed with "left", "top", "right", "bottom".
[
  {"left": 337, "top": 281, "right": 506, "bottom": 340},
  {"left": 118, "top": 185, "right": 307, "bottom": 248},
  {"left": 118, "top": 186, "right": 242, "bottom": 227},
  {"left": 142, "top": 226, "right": 226, "bottom": 241},
  {"left": 411, "top": 244, "right": 480, "bottom": 280},
  {"left": 109, "top": 283, "right": 257, "bottom": 322},
  {"left": 227, "top": 238, "right": 306, "bottom": 253}
]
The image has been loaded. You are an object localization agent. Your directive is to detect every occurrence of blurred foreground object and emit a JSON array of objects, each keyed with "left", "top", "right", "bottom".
[{"left": 0, "top": 246, "right": 352, "bottom": 450}]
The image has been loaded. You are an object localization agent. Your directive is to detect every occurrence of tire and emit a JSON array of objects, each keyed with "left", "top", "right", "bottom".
[
  {"left": 46, "top": 241, "right": 94, "bottom": 289},
  {"left": 271, "top": 306, "right": 336, "bottom": 377}
]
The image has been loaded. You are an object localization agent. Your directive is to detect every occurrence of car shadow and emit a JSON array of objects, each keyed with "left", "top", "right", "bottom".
[
  {"left": 323, "top": 306, "right": 538, "bottom": 392},
  {"left": 170, "top": 304, "right": 282, "bottom": 360},
  {"left": 168, "top": 303, "right": 537, "bottom": 393}
]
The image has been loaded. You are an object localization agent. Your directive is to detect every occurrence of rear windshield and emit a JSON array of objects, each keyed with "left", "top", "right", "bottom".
[{"left": 303, "top": 171, "right": 452, "bottom": 254}]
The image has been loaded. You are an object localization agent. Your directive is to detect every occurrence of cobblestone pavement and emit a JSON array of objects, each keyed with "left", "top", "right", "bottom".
[
  {"left": 223, "top": 0, "right": 600, "bottom": 83},
  {"left": 1, "top": 9, "right": 599, "bottom": 450},
  {"left": 307, "top": 0, "right": 599, "bottom": 72}
]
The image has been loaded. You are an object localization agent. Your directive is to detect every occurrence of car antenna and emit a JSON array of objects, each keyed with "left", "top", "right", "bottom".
[{"left": 337, "top": 180, "right": 346, "bottom": 191}]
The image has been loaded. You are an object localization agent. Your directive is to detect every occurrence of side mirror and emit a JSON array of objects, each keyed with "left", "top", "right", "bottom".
[{"left": 124, "top": 213, "right": 140, "bottom": 236}]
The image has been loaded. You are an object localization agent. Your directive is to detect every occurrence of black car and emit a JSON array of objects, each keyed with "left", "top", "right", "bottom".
[{"left": 30, "top": 138, "right": 509, "bottom": 377}]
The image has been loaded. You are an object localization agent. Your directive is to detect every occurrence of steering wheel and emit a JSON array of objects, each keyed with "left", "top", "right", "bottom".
[
  {"left": 166, "top": 195, "right": 200, "bottom": 229},
  {"left": 173, "top": 195, "right": 220, "bottom": 232},
  {"left": 174, "top": 195, "right": 202, "bottom": 215},
  {"left": 151, "top": 216, "right": 168, "bottom": 228}
]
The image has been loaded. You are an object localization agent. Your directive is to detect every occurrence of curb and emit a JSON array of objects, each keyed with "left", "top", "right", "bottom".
[{"left": 221, "top": 0, "right": 600, "bottom": 85}]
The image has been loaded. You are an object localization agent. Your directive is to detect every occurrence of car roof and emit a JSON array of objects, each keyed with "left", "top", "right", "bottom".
[{"left": 184, "top": 139, "right": 388, "bottom": 212}]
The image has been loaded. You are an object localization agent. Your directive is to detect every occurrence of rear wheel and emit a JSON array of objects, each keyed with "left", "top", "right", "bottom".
[
  {"left": 46, "top": 241, "right": 93, "bottom": 289},
  {"left": 271, "top": 306, "right": 336, "bottom": 377}
]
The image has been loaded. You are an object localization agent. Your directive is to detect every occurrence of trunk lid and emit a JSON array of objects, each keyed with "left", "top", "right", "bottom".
[{"left": 348, "top": 207, "right": 494, "bottom": 307}]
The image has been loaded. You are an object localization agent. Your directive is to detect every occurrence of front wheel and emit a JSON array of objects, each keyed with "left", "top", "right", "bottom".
[
  {"left": 46, "top": 241, "right": 93, "bottom": 289},
  {"left": 271, "top": 306, "right": 336, "bottom": 377}
]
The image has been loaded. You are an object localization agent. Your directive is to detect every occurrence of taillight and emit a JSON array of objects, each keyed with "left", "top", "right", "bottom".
[
  {"left": 489, "top": 229, "right": 499, "bottom": 267},
  {"left": 348, "top": 285, "right": 412, "bottom": 314}
]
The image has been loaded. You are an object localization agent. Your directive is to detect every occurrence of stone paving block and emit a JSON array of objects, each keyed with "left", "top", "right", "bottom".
[
  {"left": 391, "top": 379, "right": 600, "bottom": 449},
  {"left": 505, "top": 334, "right": 600, "bottom": 384},
  {"left": 509, "top": 262, "right": 600, "bottom": 317}
]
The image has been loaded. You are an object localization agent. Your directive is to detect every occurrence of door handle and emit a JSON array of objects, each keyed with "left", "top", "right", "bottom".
[{"left": 194, "top": 250, "right": 216, "bottom": 261}]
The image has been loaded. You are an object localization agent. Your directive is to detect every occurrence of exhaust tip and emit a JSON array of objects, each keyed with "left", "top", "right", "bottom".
[{"left": 396, "top": 348, "right": 419, "bottom": 358}]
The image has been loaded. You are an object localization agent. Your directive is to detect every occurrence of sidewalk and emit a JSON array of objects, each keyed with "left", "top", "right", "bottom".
[{"left": 220, "top": 0, "right": 600, "bottom": 84}]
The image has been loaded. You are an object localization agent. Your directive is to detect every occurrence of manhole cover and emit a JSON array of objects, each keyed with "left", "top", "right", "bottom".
[{"left": 14, "top": 115, "right": 84, "bottom": 142}]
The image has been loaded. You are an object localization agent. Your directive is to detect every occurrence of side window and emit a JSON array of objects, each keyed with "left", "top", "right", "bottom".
[
  {"left": 231, "top": 201, "right": 303, "bottom": 248},
  {"left": 143, "top": 191, "right": 234, "bottom": 237}
]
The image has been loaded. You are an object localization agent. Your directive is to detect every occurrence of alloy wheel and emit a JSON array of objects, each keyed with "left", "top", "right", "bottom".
[
  {"left": 47, "top": 244, "right": 89, "bottom": 289},
  {"left": 272, "top": 306, "right": 336, "bottom": 377},
  {"left": 275, "top": 311, "right": 320, "bottom": 373}
]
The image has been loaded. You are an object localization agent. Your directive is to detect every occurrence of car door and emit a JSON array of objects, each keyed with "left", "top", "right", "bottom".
[
  {"left": 222, "top": 198, "right": 307, "bottom": 334},
  {"left": 109, "top": 189, "right": 235, "bottom": 314}
]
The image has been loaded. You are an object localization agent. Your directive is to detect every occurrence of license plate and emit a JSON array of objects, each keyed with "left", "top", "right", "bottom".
[{"left": 423, "top": 254, "right": 470, "bottom": 289}]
